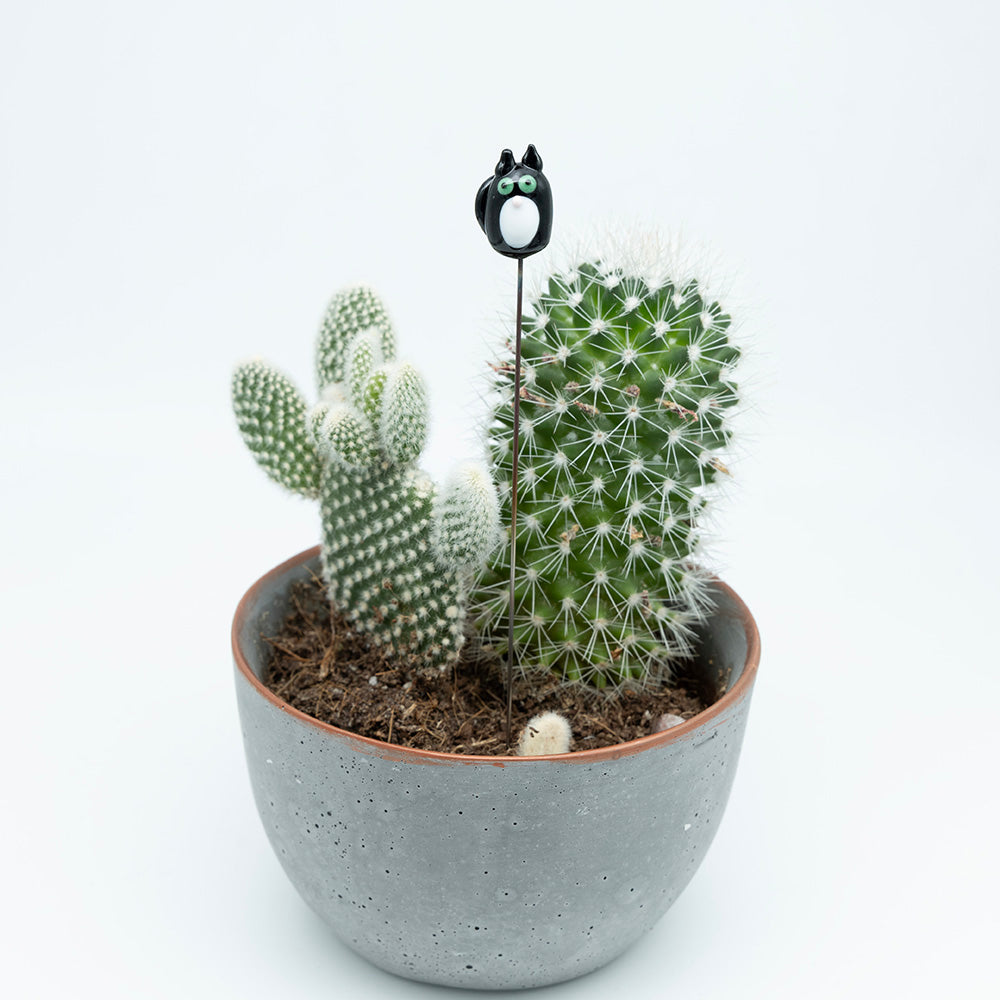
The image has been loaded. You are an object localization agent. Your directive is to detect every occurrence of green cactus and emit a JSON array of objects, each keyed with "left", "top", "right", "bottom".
[
  {"left": 233, "top": 286, "right": 500, "bottom": 671},
  {"left": 471, "top": 256, "right": 741, "bottom": 691}
]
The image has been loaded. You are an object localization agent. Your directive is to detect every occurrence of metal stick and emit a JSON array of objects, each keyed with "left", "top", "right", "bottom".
[{"left": 506, "top": 257, "right": 524, "bottom": 749}]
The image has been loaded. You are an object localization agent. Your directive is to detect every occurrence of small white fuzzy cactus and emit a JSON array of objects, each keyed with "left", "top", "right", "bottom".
[{"left": 516, "top": 711, "right": 572, "bottom": 756}]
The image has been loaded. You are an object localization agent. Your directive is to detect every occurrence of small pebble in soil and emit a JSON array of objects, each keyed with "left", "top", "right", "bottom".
[{"left": 653, "top": 713, "right": 686, "bottom": 733}]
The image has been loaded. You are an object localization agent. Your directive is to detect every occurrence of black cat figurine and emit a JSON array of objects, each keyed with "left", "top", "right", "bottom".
[{"left": 476, "top": 144, "right": 553, "bottom": 259}]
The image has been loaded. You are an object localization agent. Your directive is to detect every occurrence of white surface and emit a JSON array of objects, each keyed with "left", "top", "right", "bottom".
[{"left": 2, "top": 1, "right": 998, "bottom": 997}]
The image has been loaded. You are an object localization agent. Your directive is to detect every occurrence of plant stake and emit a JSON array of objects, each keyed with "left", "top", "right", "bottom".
[{"left": 475, "top": 144, "right": 553, "bottom": 745}]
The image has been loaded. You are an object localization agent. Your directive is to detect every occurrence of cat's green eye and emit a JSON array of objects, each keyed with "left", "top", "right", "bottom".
[
  {"left": 518, "top": 175, "right": 537, "bottom": 194},
  {"left": 497, "top": 177, "right": 515, "bottom": 196}
]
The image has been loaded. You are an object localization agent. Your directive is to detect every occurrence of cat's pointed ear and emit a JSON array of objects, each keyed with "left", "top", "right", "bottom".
[
  {"left": 522, "top": 144, "right": 542, "bottom": 171},
  {"left": 495, "top": 148, "right": 515, "bottom": 175}
]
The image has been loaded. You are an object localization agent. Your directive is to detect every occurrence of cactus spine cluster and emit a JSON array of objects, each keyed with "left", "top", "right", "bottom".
[
  {"left": 233, "top": 287, "right": 500, "bottom": 671},
  {"left": 471, "top": 255, "right": 741, "bottom": 690}
]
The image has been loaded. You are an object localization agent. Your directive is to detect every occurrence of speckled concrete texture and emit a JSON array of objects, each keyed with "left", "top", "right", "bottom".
[{"left": 232, "top": 549, "right": 759, "bottom": 989}]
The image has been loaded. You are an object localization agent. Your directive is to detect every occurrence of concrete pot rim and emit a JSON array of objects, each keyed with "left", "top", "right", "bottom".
[{"left": 232, "top": 545, "right": 760, "bottom": 767}]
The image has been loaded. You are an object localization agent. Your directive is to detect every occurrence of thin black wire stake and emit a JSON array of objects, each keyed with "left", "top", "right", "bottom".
[
  {"left": 506, "top": 258, "right": 524, "bottom": 748},
  {"left": 474, "top": 143, "right": 553, "bottom": 751}
]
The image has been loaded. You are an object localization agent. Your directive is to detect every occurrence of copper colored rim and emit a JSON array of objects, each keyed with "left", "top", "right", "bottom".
[{"left": 231, "top": 546, "right": 761, "bottom": 765}]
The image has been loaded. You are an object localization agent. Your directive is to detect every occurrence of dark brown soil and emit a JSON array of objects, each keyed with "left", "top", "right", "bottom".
[{"left": 262, "top": 570, "right": 710, "bottom": 756}]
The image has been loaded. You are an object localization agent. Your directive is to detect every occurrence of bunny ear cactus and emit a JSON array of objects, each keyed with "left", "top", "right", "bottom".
[
  {"left": 233, "top": 286, "right": 500, "bottom": 671},
  {"left": 471, "top": 253, "right": 741, "bottom": 691}
]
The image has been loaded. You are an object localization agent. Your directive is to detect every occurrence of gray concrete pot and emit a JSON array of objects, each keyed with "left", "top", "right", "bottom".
[{"left": 232, "top": 546, "right": 760, "bottom": 990}]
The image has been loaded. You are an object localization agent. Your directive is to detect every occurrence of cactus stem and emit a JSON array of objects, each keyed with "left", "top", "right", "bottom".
[{"left": 471, "top": 246, "right": 740, "bottom": 692}]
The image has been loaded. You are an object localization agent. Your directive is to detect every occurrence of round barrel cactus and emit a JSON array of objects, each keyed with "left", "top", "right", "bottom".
[{"left": 472, "top": 256, "right": 741, "bottom": 690}]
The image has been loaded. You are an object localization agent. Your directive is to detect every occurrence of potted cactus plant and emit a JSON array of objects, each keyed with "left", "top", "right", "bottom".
[{"left": 231, "top": 247, "right": 760, "bottom": 989}]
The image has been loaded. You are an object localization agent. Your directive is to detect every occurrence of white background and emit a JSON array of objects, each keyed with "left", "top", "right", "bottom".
[{"left": 2, "top": 1, "right": 998, "bottom": 997}]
